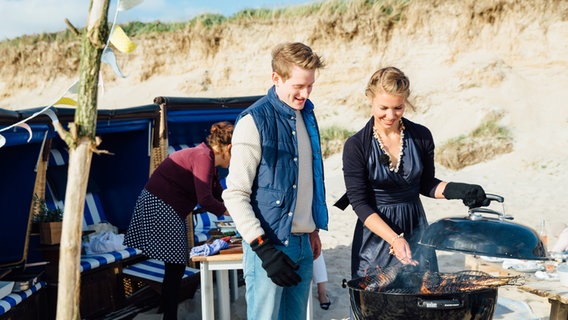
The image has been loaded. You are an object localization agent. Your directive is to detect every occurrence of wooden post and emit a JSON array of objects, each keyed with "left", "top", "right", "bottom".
[{"left": 55, "top": 1, "right": 110, "bottom": 319}]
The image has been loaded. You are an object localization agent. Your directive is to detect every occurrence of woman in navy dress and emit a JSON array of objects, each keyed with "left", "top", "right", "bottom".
[{"left": 341, "top": 67, "right": 490, "bottom": 278}]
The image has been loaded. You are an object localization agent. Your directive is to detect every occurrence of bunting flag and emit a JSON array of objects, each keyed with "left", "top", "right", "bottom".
[
  {"left": 118, "top": 0, "right": 144, "bottom": 11},
  {"left": 43, "top": 108, "right": 59, "bottom": 124},
  {"left": 110, "top": 25, "right": 137, "bottom": 53},
  {"left": 16, "top": 123, "right": 33, "bottom": 142},
  {"left": 101, "top": 47, "right": 126, "bottom": 78},
  {"left": 99, "top": 73, "right": 105, "bottom": 95},
  {"left": 67, "top": 80, "right": 79, "bottom": 94},
  {"left": 0, "top": 0, "right": 141, "bottom": 146},
  {"left": 54, "top": 96, "right": 78, "bottom": 107}
]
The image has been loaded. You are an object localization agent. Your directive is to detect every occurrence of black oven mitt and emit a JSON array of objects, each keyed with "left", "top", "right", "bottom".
[
  {"left": 250, "top": 235, "right": 301, "bottom": 287},
  {"left": 333, "top": 193, "right": 350, "bottom": 210},
  {"left": 443, "top": 182, "right": 490, "bottom": 208}
]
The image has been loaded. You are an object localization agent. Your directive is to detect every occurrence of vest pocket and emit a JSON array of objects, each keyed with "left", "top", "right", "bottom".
[{"left": 253, "top": 188, "right": 285, "bottom": 207}]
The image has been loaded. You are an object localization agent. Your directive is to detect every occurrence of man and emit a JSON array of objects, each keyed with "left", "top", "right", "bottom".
[{"left": 222, "top": 42, "right": 328, "bottom": 320}]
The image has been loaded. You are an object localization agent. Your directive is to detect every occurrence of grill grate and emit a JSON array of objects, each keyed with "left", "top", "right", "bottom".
[{"left": 359, "top": 268, "right": 522, "bottom": 294}]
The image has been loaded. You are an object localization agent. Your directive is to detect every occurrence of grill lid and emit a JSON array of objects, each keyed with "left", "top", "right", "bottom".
[{"left": 419, "top": 194, "right": 548, "bottom": 260}]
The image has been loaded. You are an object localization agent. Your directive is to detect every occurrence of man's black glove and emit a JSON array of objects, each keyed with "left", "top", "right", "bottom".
[
  {"left": 443, "top": 182, "right": 490, "bottom": 208},
  {"left": 250, "top": 235, "right": 301, "bottom": 287}
]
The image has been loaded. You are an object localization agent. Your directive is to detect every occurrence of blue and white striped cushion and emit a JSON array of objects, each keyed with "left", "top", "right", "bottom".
[
  {"left": 47, "top": 148, "right": 108, "bottom": 230},
  {"left": 193, "top": 211, "right": 230, "bottom": 243},
  {"left": 45, "top": 182, "right": 64, "bottom": 213},
  {"left": 45, "top": 185, "right": 107, "bottom": 232},
  {"left": 80, "top": 248, "right": 142, "bottom": 272},
  {"left": 122, "top": 259, "right": 198, "bottom": 283},
  {"left": 82, "top": 192, "right": 107, "bottom": 229},
  {"left": 48, "top": 147, "right": 69, "bottom": 167},
  {"left": 0, "top": 281, "right": 46, "bottom": 315}
]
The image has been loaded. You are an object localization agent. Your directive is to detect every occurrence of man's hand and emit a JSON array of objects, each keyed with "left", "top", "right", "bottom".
[
  {"left": 309, "top": 229, "right": 321, "bottom": 260},
  {"left": 250, "top": 235, "right": 301, "bottom": 287}
]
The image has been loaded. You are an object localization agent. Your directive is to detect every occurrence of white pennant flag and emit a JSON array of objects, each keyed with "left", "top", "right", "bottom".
[
  {"left": 67, "top": 80, "right": 79, "bottom": 94},
  {"left": 101, "top": 47, "right": 126, "bottom": 78},
  {"left": 99, "top": 73, "right": 105, "bottom": 95},
  {"left": 16, "top": 123, "right": 33, "bottom": 142},
  {"left": 0, "top": 134, "right": 5, "bottom": 148},
  {"left": 118, "top": 0, "right": 144, "bottom": 11},
  {"left": 43, "top": 108, "right": 59, "bottom": 124}
]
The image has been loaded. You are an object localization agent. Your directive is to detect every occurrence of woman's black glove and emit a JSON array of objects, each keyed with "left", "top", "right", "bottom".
[
  {"left": 250, "top": 235, "right": 301, "bottom": 287},
  {"left": 443, "top": 182, "right": 490, "bottom": 208}
]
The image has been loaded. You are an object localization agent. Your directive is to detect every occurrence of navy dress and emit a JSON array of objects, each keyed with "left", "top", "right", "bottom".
[{"left": 345, "top": 117, "right": 440, "bottom": 279}]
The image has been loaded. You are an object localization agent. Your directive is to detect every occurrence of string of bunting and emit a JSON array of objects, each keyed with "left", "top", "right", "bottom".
[{"left": 0, "top": 0, "right": 143, "bottom": 148}]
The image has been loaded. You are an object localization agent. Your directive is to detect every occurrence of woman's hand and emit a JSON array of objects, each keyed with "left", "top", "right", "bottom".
[{"left": 389, "top": 235, "right": 418, "bottom": 266}]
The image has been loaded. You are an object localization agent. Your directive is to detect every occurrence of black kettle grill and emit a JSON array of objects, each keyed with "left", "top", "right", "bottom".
[{"left": 346, "top": 194, "right": 548, "bottom": 320}]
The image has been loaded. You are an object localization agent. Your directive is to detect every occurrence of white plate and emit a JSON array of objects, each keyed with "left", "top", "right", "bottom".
[
  {"left": 480, "top": 256, "right": 505, "bottom": 263},
  {"left": 512, "top": 265, "right": 544, "bottom": 273},
  {"left": 534, "top": 271, "right": 559, "bottom": 280}
]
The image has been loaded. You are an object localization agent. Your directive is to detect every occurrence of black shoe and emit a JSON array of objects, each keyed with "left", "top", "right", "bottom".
[{"left": 319, "top": 295, "right": 331, "bottom": 310}]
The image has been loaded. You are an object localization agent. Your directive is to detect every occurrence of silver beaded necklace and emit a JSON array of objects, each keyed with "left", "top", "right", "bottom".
[{"left": 372, "top": 120, "right": 405, "bottom": 173}]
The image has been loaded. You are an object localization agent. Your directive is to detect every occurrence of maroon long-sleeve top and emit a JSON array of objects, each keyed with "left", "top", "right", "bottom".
[{"left": 145, "top": 142, "right": 226, "bottom": 218}]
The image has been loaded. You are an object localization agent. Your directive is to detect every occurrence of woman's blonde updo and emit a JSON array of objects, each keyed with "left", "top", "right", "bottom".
[
  {"left": 206, "top": 121, "right": 233, "bottom": 153},
  {"left": 365, "top": 66, "right": 415, "bottom": 111}
]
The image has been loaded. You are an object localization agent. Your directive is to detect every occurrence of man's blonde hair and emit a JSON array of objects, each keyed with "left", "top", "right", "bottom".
[{"left": 271, "top": 42, "right": 325, "bottom": 81}]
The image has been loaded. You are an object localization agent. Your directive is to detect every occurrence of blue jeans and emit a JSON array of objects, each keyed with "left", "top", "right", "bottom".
[{"left": 242, "top": 233, "right": 313, "bottom": 320}]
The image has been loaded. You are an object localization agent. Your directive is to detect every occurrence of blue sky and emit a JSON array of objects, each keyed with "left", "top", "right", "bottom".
[{"left": 0, "top": 0, "right": 319, "bottom": 40}]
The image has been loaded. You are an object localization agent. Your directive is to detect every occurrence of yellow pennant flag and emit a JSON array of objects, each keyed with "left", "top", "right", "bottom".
[
  {"left": 110, "top": 25, "right": 137, "bottom": 53},
  {"left": 54, "top": 96, "right": 78, "bottom": 106}
]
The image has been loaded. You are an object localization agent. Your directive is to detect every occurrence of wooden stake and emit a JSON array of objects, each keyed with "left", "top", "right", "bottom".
[{"left": 55, "top": 1, "right": 110, "bottom": 319}]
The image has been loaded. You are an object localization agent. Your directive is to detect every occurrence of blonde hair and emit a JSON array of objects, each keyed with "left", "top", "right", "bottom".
[
  {"left": 365, "top": 67, "right": 415, "bottom": 111},
  {"left": 271, "top": 42, "right": 326, "bottom": 82},
  {"left": 206, "top": 121, "right": 233, "bottom": 152}
]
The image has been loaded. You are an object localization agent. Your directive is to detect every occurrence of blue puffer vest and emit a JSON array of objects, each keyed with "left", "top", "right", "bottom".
[{"left": 237, "top": 86, "right": 328, "bottom": 245}]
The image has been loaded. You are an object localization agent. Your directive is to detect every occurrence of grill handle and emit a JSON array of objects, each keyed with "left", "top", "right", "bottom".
[
  {"left": 469, "top": 194, "right": 512, "bottom": 221},
  {"left": 469, "top": 208, "right": 514, "bottom": 221},
  {"left": 469, "top": 207, "right": 513, "bottom": 221},
  {"left": 417, "top": 297, "right": 464, "bottom": 309},
  {"left": 486, "top": 193, "right": 504, "bottom": 203}
]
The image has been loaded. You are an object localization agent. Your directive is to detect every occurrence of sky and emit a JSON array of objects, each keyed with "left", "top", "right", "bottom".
[{"left": 0, "top": 0, "right": 320, "bottom": 41}]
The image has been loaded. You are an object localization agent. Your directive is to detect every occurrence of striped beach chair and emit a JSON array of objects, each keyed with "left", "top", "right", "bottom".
[
  {"left": 121, "top": 259, "right": 200, "bottom": 301},
  {"left": 0, "top": 282, "right": 47, "bottom": 317},
  {"left": 46, "top": 147, "right": 142, "bottom": 268}
]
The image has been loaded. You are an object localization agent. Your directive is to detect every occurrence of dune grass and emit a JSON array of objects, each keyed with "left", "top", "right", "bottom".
[
  {"left": 320, "top": 125, "right": 354, "bottom": 158},
  {"left": 436, "top": 111, "right": 513, "bottom": 170}
]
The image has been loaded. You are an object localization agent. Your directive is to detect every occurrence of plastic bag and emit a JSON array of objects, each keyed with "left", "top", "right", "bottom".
[{"left": 85, "top": 231, "right": 127, "bottom": 254}]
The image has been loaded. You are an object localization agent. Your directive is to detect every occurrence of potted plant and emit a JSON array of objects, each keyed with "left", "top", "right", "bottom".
[{"left": 33, "top": 194, "right": 63, "bottom": 245}]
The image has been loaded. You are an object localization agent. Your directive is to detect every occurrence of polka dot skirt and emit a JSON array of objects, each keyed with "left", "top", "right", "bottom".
[{"left": 124, "top": 189, "right": 188, "bottom": 264}]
